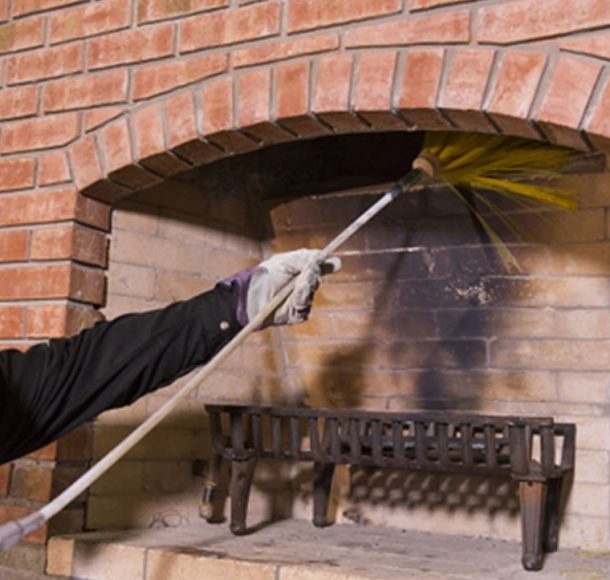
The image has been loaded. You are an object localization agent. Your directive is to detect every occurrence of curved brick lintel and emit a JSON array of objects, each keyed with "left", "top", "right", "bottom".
[{"left": 61, "top": 48, "right": 610, "bottom": 204}]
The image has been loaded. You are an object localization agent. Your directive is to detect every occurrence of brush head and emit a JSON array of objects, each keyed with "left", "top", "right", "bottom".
[
  {"left": 421, "top": 131, "right": 577, "bottom": 210},
  {"left": 419, "top": 131, "right": 581, "bottom": 271}
]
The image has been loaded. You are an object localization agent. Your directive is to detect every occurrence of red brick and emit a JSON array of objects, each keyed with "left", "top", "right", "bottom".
[
  {"left": 233, "top": 33, "right": 338, "bottom": 68},
  {"left": 44, "top": 70, "right": 127, "bottom": 112},
  {"left": 69, "top": 265, "right": 105, "bottom": 304},
  {"left": 287, "top": 0, "right": 401, "bottom": 33},
  {"left": 165, "top": 92, "right": 198, "bottom": 149},
  {"left": 314, "top": 53, "right": 367, "bottom": 132},
  {"left": 164, "top": 92, "right": 219, "bottom": 164},
  {"left": 25, "top": 303, "right": 67, "bottom": 336},
  {"left": 439, "top": 47, "right": 496, "bottom": 132},
  {"left": 487, "top": 50, "right": 546, "bottom": 139},
  {"left": 72, "top": 225, "right": 107, "bottom": 266},
  {"left": 28, "top": 303, "right": 102, "bottom": 338},
  {"left": 84, "top": 106, "right": 127, "bottom": 132},
  {"left": 0, "top": 265, "right": 71, "bottom": 300},
  {"left": 180, "top": 0, "right": 280, "bottom": 53},
  {"left": 69, "top": 136, "right": 104, "bottom": 192},
  {"left": 74, "top": 194, "right": 112, "bottom": 231},
  {"left": 411, "top": 0, "right": 472, "bottom": 8},
  {"left": 10, "top": 464, "right": 53, "bottom": 502},
  {"left": 132, "top": 53, "right": 227, "bottom": 101},
  {"left": 354, "top": 51, "right": 397, "bottom": 111},
  {"left": 238, "top": 68, "right": 271, "bottom": 127},
  {"left": 132, "top": 104, "right": 188, "bottom": 176},
  {"left": 441, "top": 48, "right": 495, "bottom": 110},
  {"left": 6, "top": 43, "right": 82, "bottom": 84},
  {"left": 99, "top": 119, "right": 132, "bottom": 175},
  {"left": 31, "top": 225, "right": 72, "bottom": 261},
  {"left": 0, "top": 464, "right": 10, "bottom": 495},
  {"left": 25, "top": 303, "right": 79, "bottom": 338},
  {"left": 0, "top": 263, "right": 104, "bottom": 303},
  {"left": 78, "top": 177, "right": 131, "bottom": 205},
  {"left": 0, "top": 505, "right": 47, "bottom": 544},
  {"left": 0, "top": 113, "right": 79, "bottom": 154},
  {"left": 345, "top": 10, "right": 470, "bottom": 47},
  {"left": 537, "top": 56, "right": 601, "bottom": 135},
  {"left": 314, "top": 53, "right": 353, "bottom": 113},
  {"left": 50, "top": 0, "right": 131, "bottom": 44},
  {"left": 13, "top": 0, "right": 86, "bottom": 17},
  {"left": 31, "top": 224, "right": 107, "bottom": 266},
  {"left": 397, "top": 49, "right": 449, "bottom": 129},
  {"left": 561, "top": 34, "right": 610, "bottom": 60},
  {"left": 88, "top": 23, "right": 175, "bottom": 70},
  {"left": 0, "top": 158, "right": 36, "bottom": 191},
  {"left": 106, "top": 164, "right": 161, "bottom": 192},
  {"left": 479, "top": 0, "right": 610, "bottom": 45},
  {"left": 275, "top": 60, "right": 328, "bottom": 137},
  {"left": 240, "top": 71, "right": 292, "bottom": 144},
  {"left": 0, "top": 230, "right": 29, "bottom": 262},
  {"left": 138, "top": 0, "right": 227, "bottom": 23},
  {"left": 133, "top": 104, "right": 165, "bottom": 160},
  {"left": 0, "top": 306, "right": 24, "bottom": 338},
  {"left": 0, "top": 17, "right": 45, "bottom": 53},
  {"left": 0, "top": 0, "right": 8, "bottom": 21},
  {"left": 276, "top": 60, "right": 310, "bottom": 119},
  {"left": 275, "top": 61, "right": 310, "bottom": 119},
  {"left": 202, "top": 77, "right": 234, "bottom": 134},
  {"left": 200, "top": 78, "right": 249, "bottom": 153},
  {"left": 0, "top": 85, "right": 38, "bottom": 120},
  {"left": 588, "top": 77, "right": 610, "bottom": 140},
  {"left": 39, "top": 151, "right": 71, "bottom": 186},
  {"left": 0, "top": 188, "right": 79, "bottom": 227},
  {"left": 65, "top": 305, "right": 103, "bottom": 337}
]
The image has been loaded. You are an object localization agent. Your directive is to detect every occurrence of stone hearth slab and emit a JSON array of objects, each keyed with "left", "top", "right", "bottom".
[{"left": 46, "top": 519, "right": 610, "bottom": 580}]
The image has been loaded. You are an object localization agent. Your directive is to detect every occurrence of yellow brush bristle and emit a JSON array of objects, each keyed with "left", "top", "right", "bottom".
[{"left": 420, "top": 131, "right": 578, "bottom": 270}]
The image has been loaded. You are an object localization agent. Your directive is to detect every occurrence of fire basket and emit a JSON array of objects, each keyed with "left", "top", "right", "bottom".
[{"left": 201, "top": 405, "right": 575, "bottom": 571}]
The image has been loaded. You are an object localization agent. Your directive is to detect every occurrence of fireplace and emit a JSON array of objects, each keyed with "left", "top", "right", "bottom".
[
  {"left": 82, "top": 133, "right": 608, "bottom": 550},
  {"left": 1, "top": 1, "right": 610, "bottom": 576}
]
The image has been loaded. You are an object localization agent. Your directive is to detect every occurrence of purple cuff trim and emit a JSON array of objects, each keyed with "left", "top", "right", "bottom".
[{"left": 219, "top": 267, "right": 263, "bottom": 327}]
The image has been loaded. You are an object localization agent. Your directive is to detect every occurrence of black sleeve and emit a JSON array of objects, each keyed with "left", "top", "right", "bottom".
[{"left": 0, "top": 284, "right": 241, "bottom": 465}]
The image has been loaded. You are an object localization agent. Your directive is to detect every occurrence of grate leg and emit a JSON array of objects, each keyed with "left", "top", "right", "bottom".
[
  {"left": 519, "top": 480, "right": 547, "bottom": 571},
  {"left": 543, "top": 477, "right": 564, "bottom": 553},
  {"left": 229, "top": 457, "right": 257, "bottom": 535},
  {"left": 199, "top": 453, "right": 223, "bottom": 521},
  {"left": 313, "top": 462, "right": 335, "bottom": 528}
]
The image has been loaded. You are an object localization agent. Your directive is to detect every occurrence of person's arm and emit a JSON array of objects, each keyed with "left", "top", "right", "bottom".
[{"left": 0, "top": 249, "right": 339, "bottom": 465}]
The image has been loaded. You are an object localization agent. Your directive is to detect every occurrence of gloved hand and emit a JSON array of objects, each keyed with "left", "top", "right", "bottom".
[{"left": 222, "top": 249, "right": 341, "bottom": 328}]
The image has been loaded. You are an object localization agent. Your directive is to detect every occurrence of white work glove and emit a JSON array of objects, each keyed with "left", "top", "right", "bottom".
[
  {"left": 222, "top": 249, "right": 341, "bottom": 329},
  {"left": 249, "top": 249, "right": 341, "bottom": 327}
]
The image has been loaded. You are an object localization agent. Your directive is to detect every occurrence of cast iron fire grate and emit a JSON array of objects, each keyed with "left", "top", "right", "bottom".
[{"left": 200, "top": 405, "right": 575, "bottom": 572}]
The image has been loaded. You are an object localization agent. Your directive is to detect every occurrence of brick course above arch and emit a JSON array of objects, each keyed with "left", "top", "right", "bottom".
[{"left": 65, "top": 43, "right": 610, "bottom": 203}]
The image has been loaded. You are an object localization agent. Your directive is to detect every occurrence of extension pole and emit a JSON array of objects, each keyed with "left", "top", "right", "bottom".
[{"left": 0, "top": 164, "right": 434, "bottom": 551}]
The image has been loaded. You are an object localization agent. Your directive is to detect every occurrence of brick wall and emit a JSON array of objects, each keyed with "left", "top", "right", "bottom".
[{"left": 0, "top": 0, "right": 610, "bottom": 574}]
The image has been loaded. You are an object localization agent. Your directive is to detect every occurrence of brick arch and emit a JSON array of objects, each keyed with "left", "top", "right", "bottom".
[{"left": 67, "top": 46, "right": 610, "bottom": 205}]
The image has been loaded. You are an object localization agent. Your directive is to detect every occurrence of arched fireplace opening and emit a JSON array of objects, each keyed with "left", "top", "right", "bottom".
[{"left": 87, "top": 129, "right": 602, "bottom": 542}]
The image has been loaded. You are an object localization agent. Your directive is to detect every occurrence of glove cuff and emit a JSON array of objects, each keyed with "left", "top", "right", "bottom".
[{"left": 219, "top": 267, "right": 264, "bottom": 327}]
